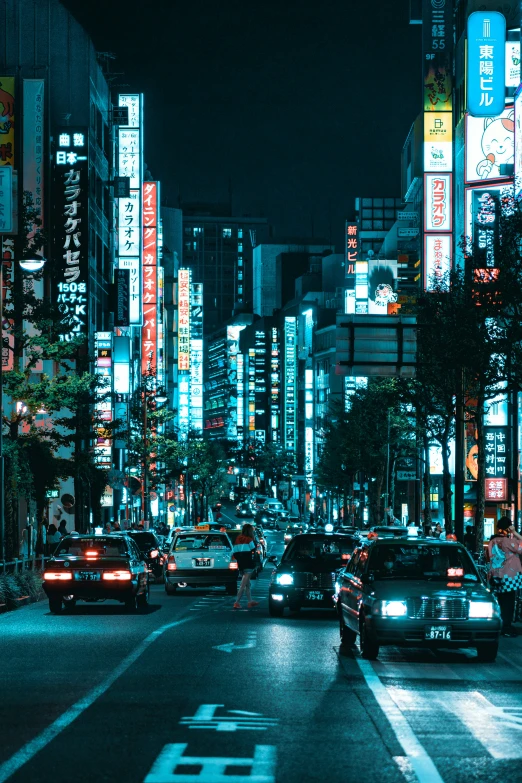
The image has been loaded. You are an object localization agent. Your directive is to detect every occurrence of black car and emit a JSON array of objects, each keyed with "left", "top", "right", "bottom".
[
  {"left": 336, "top": 538, "right": 502, "bottom": 661},
  {"left": 126, "top": 530, "right": 163, "bottom": 581},
  {"left": 42, "top": 534, "right": 149, "bottom": 613},
  {"left": 268, "top": 533, "right": 359, "bottom": 616}
]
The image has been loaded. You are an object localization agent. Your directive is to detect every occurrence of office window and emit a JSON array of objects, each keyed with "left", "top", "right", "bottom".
[
  {"left": 238, "top": 243, "right": 243, "bottom": 252},
  {"left": 223, "top": 228, "right": 232, "bottom": 238},
  {"left": 193, "top": 227, "right": 202, "bottom": 236},
  {"left": 238, "top": 271, "right": 243, "bottom": 280},
  {"left": 238, "top": 256, "right": 243, "bottom": 267},
  {"left": 238, "top": 228, "right": 243, "bottom": 238}
]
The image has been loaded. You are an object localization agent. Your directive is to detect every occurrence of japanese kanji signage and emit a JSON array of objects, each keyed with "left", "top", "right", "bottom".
[
  {"left": 94, "top": 332, "right": 113, "bottom": 468},
  {"left": 114, "top": 268, "right": 130, "bottom": 327},
  {"left": 117, "top": 94, "right": 142, "bottom": 325},
  {"left": 178, "top": 268, "right": 191, "bottom": 370},
  {"left": 141, "top": 181, "right": 158, "bottom": 376},
  {"left": 484, "top": 426, "right": 509, "bottom": 479},
  {"left": 472, "top": 189, "right": 499, "bottom": 267},
  {"left": 422, "top": 0, "right": 452, "bottom": 112},
  {"left": 23, "top": 80, "right": 44, "bottom": 245},
  {"left": 0, "top": 78, "right": 15, "bottom": 166},
  {"left": 424, "top": 234, "right": 451, "bottom": 291},
  {"left": 52, "top": 127, "right": 88, "bottom": 342},
  {"left": 190, "top": 282, "right": 204, "bottom": 434},
  {"left": 344, "top": 221, "right": 359, "bottom": 277},
  {"left": 425, "top": 174, "right": 452, "bottom": 231},
  {"left": 467, "top": 12, "right": 506, "bottom": 118},
  {"left": 485, "top": 477, "right": 508, "bottom": 501}
]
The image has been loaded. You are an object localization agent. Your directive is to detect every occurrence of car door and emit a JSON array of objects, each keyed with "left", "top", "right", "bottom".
[{"left": 129, "top": 540, "right": 147, "bottom": 588}]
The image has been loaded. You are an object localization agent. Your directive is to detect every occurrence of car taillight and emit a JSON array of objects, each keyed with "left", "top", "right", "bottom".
[
  {"left": 167, "top": 555, "right": 177, "bottom": 571},
  {"left": 229, "top": 560, "right": 238, "bottom": 569},
  {"left": 102, "top": 570, "right": 132, "bottom": 581},
  {"left": 84, "top": 550, "right": 99, "bottom": 558},
  {"left": 149, "top": 549, "right": 159, "bottom": 558},
  {"left": 342, "top": 553, "right": 351, "bottom": 561},
  {"left": 43, "top": 572, "right": 72, "bottom": 581}
]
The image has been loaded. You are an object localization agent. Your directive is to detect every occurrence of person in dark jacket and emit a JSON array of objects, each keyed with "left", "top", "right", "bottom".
[
  {"left": 232, "top": 523, "right": 260, "bottom": 610},
  {"left": 58, "top": 520, "right": 69, "bottom": 538}
]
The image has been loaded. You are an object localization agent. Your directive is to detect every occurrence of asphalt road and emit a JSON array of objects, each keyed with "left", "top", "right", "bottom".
[{"left": 2, "top": 526, "right": 522, "bottom": 783}]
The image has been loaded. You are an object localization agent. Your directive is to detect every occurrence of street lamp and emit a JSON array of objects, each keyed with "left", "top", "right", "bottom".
[{"left": 18, "top": 257, "right": 46, "bottom": 273}]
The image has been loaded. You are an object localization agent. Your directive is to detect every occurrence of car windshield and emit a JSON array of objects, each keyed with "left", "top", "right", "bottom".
[
  {"left": 174, "top": 534, "right": 231, "bottom": 552},
  {"left": 55, "top": 537, "right": 128, "bottom": 557},
  {"left": 283, "top": 535, "right": 357, "bottom": 564},
  {"left": 368, "top": 544, "right": 479, "bottom": 581},
  {"left": 127, "top": 532, "right": 158, "bottom": 550}
]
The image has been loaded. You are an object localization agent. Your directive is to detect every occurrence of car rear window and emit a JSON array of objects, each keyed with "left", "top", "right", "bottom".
[
  {"left": 127, "top": 532, "right": 158, "bottom": 549},
  {"left": 283, "top": 535, "right": 357, "bottom": 562},
  {"left": 174, "top": 534, "right": 231, "bottom": 551},
  {"left": 55, "top": 537, "right": 128, "bottom": 557},
  {"left": 368, "top": 544, "right": 478, "bottom": 580}
]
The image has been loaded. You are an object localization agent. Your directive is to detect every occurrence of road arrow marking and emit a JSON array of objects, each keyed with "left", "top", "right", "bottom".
[{"left": 213, "top": 632, "right": 257, "bottom": 653}]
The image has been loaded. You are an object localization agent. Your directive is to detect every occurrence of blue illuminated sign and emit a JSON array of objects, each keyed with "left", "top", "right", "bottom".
[{"left": 467, "top": 12, "right": 506, "bottom": 118}]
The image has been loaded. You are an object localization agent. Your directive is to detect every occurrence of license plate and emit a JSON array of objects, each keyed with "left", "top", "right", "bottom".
[
  {"left": 425, "top": 625, "right": 451, "bottom": 640},
  {"left": 77, "top": 571, "right": 100, "bottom": 581},
  {"left": 195, "top": 558, "right": 211, "bottom": 567},
  {"left": 306, "top": 590, "right": 324, "bottom": 601}
]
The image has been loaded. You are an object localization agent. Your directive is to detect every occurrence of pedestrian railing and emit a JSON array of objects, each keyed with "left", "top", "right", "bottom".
[{"left": 0, "top": 555, "right": 50, "bottom": 575}]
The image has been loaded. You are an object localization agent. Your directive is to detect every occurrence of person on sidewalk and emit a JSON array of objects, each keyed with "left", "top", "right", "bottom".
[
  {"left": 488, "top": 517, "right": 522, "bottom": 637},
  {"left": 232, "top": 523, "right": 259, "bottom": 610}
]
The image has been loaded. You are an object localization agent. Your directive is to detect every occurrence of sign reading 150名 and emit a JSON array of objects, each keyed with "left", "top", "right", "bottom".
[{"left": 467, "top": 12, "right": 506, "bottom": 118}]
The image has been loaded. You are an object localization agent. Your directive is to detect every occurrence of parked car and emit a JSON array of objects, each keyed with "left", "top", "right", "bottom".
[
  {"left": 336, "top": 538, "right": 501, "bottom": 661},
  {"left": 268, "top": 532, "right": 359, "bottom": 617},
  {"left": 236, "top": 502, "right": 254, "bottom": 518},
  {"left": 164, "top": 529, "right": 238, "bottom": 595},
  {"left": 126, "top": 530, "right": 164, "bottom": 581},
  {"left": 42, "top": 534, "right": 149, "bottom": 613}
]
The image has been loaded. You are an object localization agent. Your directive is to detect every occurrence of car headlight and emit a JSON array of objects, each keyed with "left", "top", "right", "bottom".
[
  {"left": 469, "top": 601, "right": 494, "bottom": 618},
  {"left": 276, "top": 573, "right": 294, "bottom": 586},
  {"left": 325, "top": 523, "right": 334, "bottom": 533},
  {"left": 334, "top": 581, "right": 340, "bottom": 595},
  {"left": 381, "top": 600, "right": 408, "bottom": 617}
]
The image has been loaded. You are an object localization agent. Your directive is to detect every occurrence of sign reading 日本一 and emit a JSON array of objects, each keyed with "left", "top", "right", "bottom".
[
  {"left": 53, "top": 128, "right": 88, "bottom": 341},
  {"left": 467, "top": 12, "right": 506, "bottom": 118}
]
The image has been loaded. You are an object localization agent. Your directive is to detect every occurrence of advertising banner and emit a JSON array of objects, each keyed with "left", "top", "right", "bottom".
[
  {"left": 178, "top": 268, "right": 191, "bottom": 370},
  {"left": 0, "top": 77, "right": 15, "bottom": 166},
  {"left": 367, "top": 260, "right": 398, "bottom": 315},
  {"left": 515, "top": 88, "right": 522, "bottom": 199},
  {"left": 472, "top": 189, "right": 499, "bottom": 267},
  {"left": 425, "top": 174, "right": 452, "bottom": 231},
  {"left": 424, "top": 112, "right": 453, "bottom": 172},
  {"left": 484, "top": 426, "right": 509, "bottom": 479},
  {"left": 344, "top": 221, "right": 359, "bottom": 277},
  {"left": 114, "top": 268, "right": 130, "bottom": 327},
  {"left": 0, "top": 166, "right": 12, "bottom": 232},
  {"left": 23, "top": 80, "right": 44, "bottom": 239},
  {"left": 190, "top": 282, "right": 204, "bottom": 434},
  {"left": 284, "top": 317, "right": 297, "bottom": 452},
  {"left": 467, "top": 12, "right": 506, "bottom": 117},
  {"left": 52, "top": 128, "right": 89, "bottom": 342},
  {"left": 141, "top": 181, "right": 158, "bottom": 376},
  {"left": 466, "top": 108, "right": 515, "bottom": 183},
  {"left": 505, "top": 35, "right": 521, "bottom": 99},
  {"left": 422, "top": 0, "right": 452, "bottom": 112},
  {"left": 424, "top": 234, "right": 451, "bottom": 291}
]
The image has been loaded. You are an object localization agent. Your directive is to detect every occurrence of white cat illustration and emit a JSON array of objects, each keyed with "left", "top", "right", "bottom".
[{"left": 476, "top": 111, "right": 515, "bottom": 180}]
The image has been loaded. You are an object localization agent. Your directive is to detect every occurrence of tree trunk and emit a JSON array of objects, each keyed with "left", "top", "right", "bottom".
[
  {"left": 422, "top": 434, "right": 433, "bottom": 529},
  {"left": 368, "top": 464, "right": 384, "bottom": 525},
  {"left": 474, "top": 390, "right": 486, "bottom": 552},
  {"left": 389, "top": 454, "right": 397, "bottom": 517},
  {"left": 441, "top": 424, "right": 453, "bottom": 532}
]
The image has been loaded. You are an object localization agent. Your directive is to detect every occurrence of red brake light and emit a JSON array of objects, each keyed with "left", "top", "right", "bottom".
[
  {"left": 229, "top": 560, "right": 238, "bottom": 569},
  {"left": 43, "top": 572, "right": 72, "bottom": 581},
  {"left": 342, "top": 553, "right": 351, "bottom": 561},
  {"left": 85, "top": 550, "right": 99, "bottom": 559},
  {"left": 167, "top": 555, "right": 177, "bottom": 571},
  {"left": 102, "top": 570, "right": 132, "bottom": 581}
]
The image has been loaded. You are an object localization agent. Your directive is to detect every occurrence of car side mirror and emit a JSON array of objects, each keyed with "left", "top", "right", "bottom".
[{"left": 361, "top": 572, "right": 374, "bottom": 585}]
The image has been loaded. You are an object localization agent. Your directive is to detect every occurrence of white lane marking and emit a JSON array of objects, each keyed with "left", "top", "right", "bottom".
[
  {"left": 498, "top": 651, "right": 522, "bottom": 676},
  {"left": 0, "top": 616, "right": 194, "bottom": 783},
  {"left": 179, "top": 704, "right": 278, "bottom": 732},
  {"left": 355, "top": 657, "right": 445, "bottom": 783},
  {"left": 441, "top": 690, "right": 522, "bottom": 759},
  {"left": 213, "top": 632, "right": 257, "bottom": 653},
  {"left": 144, "top": 743, "right": 276, "bottom": 783}
]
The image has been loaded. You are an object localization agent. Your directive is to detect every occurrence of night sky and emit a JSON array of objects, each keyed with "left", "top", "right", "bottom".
[{"left": 61, "top": 0, "right": 421, "bottom": 248}]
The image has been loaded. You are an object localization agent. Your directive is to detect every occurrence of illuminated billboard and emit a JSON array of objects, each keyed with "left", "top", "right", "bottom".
[
  {"left": 422, "top": 0, "right": 452, "bottom": 112},
  {"left": 424, "top": 113, "right": 453, "bottom": 172},
  {"left": 141, "top": 181, "right": 158, "bottom": 376},
  {"left": 344, "top": 221, "right": 359, "bottom": 277},
  {"left": 94, "top": 332, "right": 113, "bottom": 468},
  {"left": 190, "top": 282, "right": 204, "bottom": 434},
  {"left": 178, "top": 268, "right": 191, "bottom": 370},
  {"left": 464, "top": 182, "right": 514, "bottom": 241},
  {"left": 284, "top": 317, "right": 297, "bottom": 452},
  {"left": 466, "top": 108, "right": 514, "bottom": 183},
  {"left": 424, "top": 235, "right": 451, "bottom": 291},
  {"left": 367, "top": 260, "right": 398, "bottom": 315},
  {"left": 424, "top": 174, "right": 452, "bottom": 232},
  {"left": 0, "top": 78, "right": 14, "bottom": 167},
  {"left": 515, "top": 88, "right": 522, "bottom": 199},
  {"left": 117, "top": 94, "right": 142, "bottom": 325},
  {"left": 467, "top": 12, "right": 506, "bottom": 118}
]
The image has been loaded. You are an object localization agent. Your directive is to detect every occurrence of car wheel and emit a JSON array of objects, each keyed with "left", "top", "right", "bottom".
[
  {"left": 226, "top": 583, "right": 237, "bottom": 596},
  {"left": 136, "top": 586, "right": 150, "bottom": 609},
  {"left": 339, "top": 610, "right": 357, "bottom": 647},
  {"left": 360, "top": 617, "right": 379, "bottom": 660},
  {"left": 62, "top": 596, "right": 77, "bottom": 613},
  {"left": 49, "top": 596, "right": 63, "bottom": 614},
  {"left": 269, "top": 599, "right": 285, "bottom": 617},
  {"left": 125, "top": 595, "right": 138, "bottom": 612},
  {"left": 165, "top": 582, "right": 177, "bottom": 595},
  {"left": 476, "top": 640, "right": 499, "bottom": 662}
]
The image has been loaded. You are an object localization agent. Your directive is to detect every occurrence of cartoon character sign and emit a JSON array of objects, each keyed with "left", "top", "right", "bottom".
[
  {"left": 0, "top": 77, "right": 14, "bottom": 166},
  {"left": 466, "top": 108, "right": 515, "bottom": 183},
  {"left": 367, "top": 260, "right": 398, "bottom": 315}
]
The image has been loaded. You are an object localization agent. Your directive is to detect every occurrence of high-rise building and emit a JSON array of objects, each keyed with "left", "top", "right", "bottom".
[{"left": 182, "top": 205, "right": 270, "bottom": 334}]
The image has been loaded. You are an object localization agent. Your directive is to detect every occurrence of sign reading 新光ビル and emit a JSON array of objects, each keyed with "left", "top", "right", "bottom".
[
  {"left": 344, "top": 222, "right": 359, "bottom": 277},
  {"left": 467, "top": 12, "right": 506, "bottom": 118},
  {"left": 52, "top": 128, "right": 89, "bottom": 342}
]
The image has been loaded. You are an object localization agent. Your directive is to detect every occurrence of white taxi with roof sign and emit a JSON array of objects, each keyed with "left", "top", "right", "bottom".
[{"left": 164, "top": 528, "right": 238, "bottom": 595}]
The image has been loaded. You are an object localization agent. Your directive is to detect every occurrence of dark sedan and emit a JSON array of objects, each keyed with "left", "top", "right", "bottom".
[
  {"left": 268, "top": 533, "right": 359, "bottom": 617},
  {"left": 337, "top": 538, "right": 501, "bottom": 661},
  {"left": 42, "top": 535, "right": 149, "bottom": 613},
  {"left": 126, "top": 530, "right": 163, "bottom": 581}
]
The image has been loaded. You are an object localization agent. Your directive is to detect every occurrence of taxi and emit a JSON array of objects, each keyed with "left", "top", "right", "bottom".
[
  {"left": 336, "top": 537, "right": 501, "bottom": 661},
  {"left": 42, "top": 535, "right": 149, "bottom": 614},
  {"left": 284, "top": 524, "right": 305, "bottom": 544},
  {"left": 164, "top": 526, "right": 238, "bottom": 594}
]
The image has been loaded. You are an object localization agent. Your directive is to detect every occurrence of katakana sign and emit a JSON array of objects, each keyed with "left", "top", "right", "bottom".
[
  {"left": 52, "top": 127, "right": 88, "bottom": 342},
  {"left": 141, "top": 181, "right": 158, "bottom": 376},
  {"left": 344, "top": 221, "right": 359, "bottom": 277}
]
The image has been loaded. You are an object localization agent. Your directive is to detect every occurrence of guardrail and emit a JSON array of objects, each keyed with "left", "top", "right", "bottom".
[{"left": 0, "top": 555, "right": 50, "bottom": 575}]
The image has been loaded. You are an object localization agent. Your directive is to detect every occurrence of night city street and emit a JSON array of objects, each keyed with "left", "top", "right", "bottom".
[{"left": 1, "top": 529, "right": 522, "bottom": 783}]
